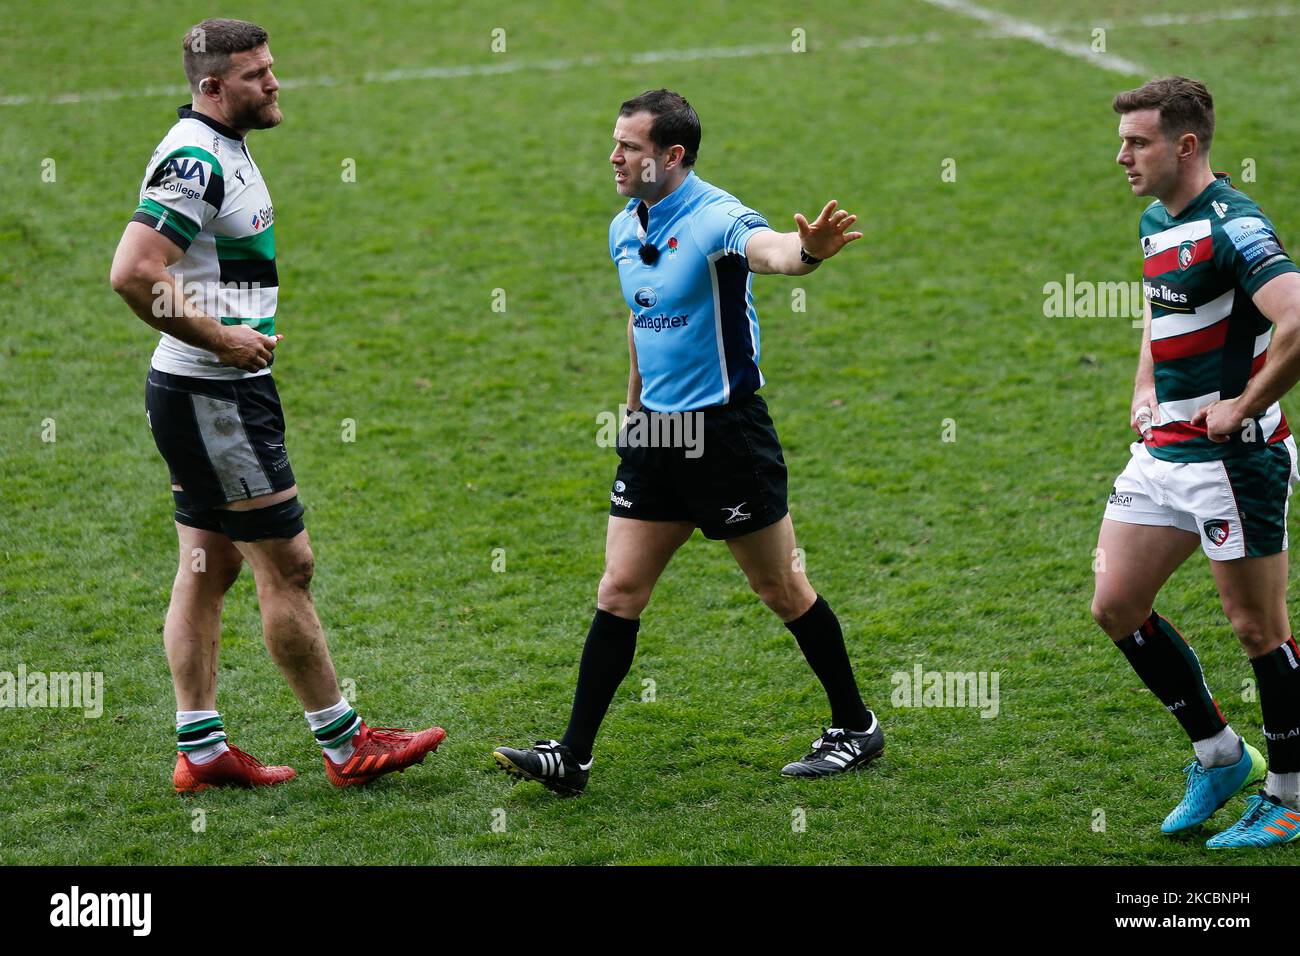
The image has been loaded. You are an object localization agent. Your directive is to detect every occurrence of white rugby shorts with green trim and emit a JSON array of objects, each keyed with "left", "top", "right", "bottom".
[{"left": 1104, "top": 438, "right": 1298, "bottom": 560}]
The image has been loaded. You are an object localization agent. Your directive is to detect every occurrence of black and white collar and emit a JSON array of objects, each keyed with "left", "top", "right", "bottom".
[{"left": 177, "top": 105, "right": 244, "bottom": 141}]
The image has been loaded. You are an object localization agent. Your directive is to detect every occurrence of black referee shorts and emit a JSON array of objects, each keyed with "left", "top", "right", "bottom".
[
  {"left": 145, "top": 368, "right": 297, "bottom": 527},
  {"left": 608, "top": 392, "right": 789, "bottom": 540}
]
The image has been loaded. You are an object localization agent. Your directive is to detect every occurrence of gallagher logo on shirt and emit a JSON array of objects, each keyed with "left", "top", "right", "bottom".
[{"left": 634, "top": 287, "right": 658, "bottom": 308}]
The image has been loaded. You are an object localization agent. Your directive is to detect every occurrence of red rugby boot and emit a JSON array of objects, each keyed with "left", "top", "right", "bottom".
[
  {"left": 174, "top": 745, "right": 296, "bottom": 794},
  {"left": 323, "top": 722, "right": 446, "bottom": 788}
]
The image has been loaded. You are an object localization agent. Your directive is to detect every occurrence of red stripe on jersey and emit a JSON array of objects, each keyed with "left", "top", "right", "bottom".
[
  {"left": 1148, "top": 420, "right": 1205, "bottom": 447},
  {"left": 1149, "top": 318, "right": 1228, "bottom": 362},
  {"left": 1146, "top": 398, "right": 1289, "bottom": 450},
  {"left": 1251, "top": 349, "right": 1268, "bottom": 377},
  {"left": 1144, "top": 235, "right": 1214, "bottom": 277}
]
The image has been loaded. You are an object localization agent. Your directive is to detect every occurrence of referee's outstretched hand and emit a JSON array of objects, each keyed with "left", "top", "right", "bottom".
[{"left": 794, "top": 200, "right": 864, "bottom": 260}]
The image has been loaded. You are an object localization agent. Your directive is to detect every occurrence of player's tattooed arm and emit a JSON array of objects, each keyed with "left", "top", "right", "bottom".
[
  {"left": 626, "top": 310, "right": 643, "bottom": 413},
  {"left": 745, "top": 200, "right": 863, "bottom": 276},
  {"left": 1193, "top": 271, "right": 1300, "bottom": 441},
  {"left": 1132, "top": 299, "right": 1157, "bottom": 440},
  {"left": 110, "top": 222, "right": 280, "bottom": 372}
]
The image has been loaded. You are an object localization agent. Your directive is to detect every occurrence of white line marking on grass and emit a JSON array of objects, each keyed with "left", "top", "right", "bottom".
[
  {"left": 0, "top": 33, "right": 966, "bottom": 107},
  {"left": 921, "top": 0, "right": 1149, "bottom": 75},
  {"left": 1039, "top": 4, "right": 1300, "bottom": 30},
  {"left": 1097, "top": 3, "right": 1299, "bottom": 28},
  {"left": 16, "top": 4, "right": 1297, "bottom": 109}
]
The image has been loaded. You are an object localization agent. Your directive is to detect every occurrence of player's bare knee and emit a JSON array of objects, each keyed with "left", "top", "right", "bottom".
[
  {"left": 178, "top": 553, "right": 242, "bottom": 594},
  {"left": 1091, "top": 595, "right": 1144, "bottom": 641},
  {"left": 1232, "top": 626, "right": 1270, "bottom": 657},
  {"left": 212, "top": 558, "right": 243, "bottom": 593},
  {"left": 1224, "top": 611, "right": 1280, "bottom": 656},
  {"left": 597, "top": 572, "right": 649, "bottom": 618},
  {"left": 277, "top": 550, "right": 315, "bottom": 591},
  {"left": 752, "top": 576, "right": 805, "bottom": 620}
]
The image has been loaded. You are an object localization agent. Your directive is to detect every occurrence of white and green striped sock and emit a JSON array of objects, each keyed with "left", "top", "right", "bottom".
[
  {"left": 306, "top": 699, "right": 361, "bottom": 764},
  {"left": 177, "top": 710, "right": 229, "bottom": 765}
]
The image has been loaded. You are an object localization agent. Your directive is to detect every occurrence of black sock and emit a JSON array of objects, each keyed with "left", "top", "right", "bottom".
[
  {"left": 785, "top": 595, "right": 871, "bottom": 731},
  {"left": 560, "top": 609, "right": 640, "bottom": 763},
  {"left": 1251, "top": 637, "right": 1300, "bottom": 773},
  {"left": 1115, "top": 611, "right": 1226, "bottom": 741}
]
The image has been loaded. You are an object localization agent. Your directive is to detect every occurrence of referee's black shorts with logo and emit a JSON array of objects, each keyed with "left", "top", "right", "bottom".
[
  {"left": 145, "top": 368, "right": 297, "bottom": 530},
  {"left": 608, "top": 392, "right": 789, "bottom": 540}
]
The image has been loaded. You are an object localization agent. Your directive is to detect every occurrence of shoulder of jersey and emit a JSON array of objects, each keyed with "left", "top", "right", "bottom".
[
  {"left": 691, "top": 176, "right": 739, "bottom": 208},
  {"left": 1211, "top": 183, "right": 1265, "bottom": 223},
  {"left": 147, "top": 118, "right": 233, "bottom": 175}
]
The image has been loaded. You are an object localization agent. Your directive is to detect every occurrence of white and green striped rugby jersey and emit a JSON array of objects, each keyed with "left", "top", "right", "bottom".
[{"left": 130, "top": 105, "right": 278, "bottom": 380}]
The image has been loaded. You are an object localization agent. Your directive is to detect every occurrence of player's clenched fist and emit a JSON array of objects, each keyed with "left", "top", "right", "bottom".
[{"left": 216, "top": 325, "right": 280, "bottom": 371}]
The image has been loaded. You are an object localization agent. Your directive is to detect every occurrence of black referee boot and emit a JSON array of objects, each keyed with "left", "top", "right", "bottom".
[
  {"left": 780, "top": 714, "right": 884, "bottom": 777},
  {"left": 493, "top": 739, "right": 592, "bottom": 795}
]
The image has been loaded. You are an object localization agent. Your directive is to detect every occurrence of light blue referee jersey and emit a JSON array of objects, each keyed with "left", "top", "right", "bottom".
[{"left": 608, "top": 170, "right": 773, "bottom": 412}]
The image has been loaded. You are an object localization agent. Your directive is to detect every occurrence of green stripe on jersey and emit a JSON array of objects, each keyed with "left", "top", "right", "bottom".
[
  {"left": 216, "top": 225, "right": 275, "bottom": 260},
  {"left": 219, "top": 316, "right": 276, "bottom": 335},
  {"left": 1153, "top": 349, "right": 1223, "bottom": 401},
  {"left": 135, "top": 197, "right": 199, "bottom": 243},
  {"left": 161, "top": 144, "right": 225, "bottom": 178}
]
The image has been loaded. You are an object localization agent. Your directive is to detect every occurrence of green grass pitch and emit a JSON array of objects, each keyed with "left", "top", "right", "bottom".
[{"left": 2, "top": 0, "right": 1300, "bottom": 864}]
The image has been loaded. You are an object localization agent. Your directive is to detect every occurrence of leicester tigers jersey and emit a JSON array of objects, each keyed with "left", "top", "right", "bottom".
[
  {"left": 1140, "top": 173, "right": 1298, "bottom": 462},
  {"left": 130, "top": 106, "right": 278, "bottom": 380}
]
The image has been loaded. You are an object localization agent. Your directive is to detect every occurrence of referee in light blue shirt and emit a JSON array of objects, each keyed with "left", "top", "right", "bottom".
[{"left": 494, "top": 89, "right": 882, "bottom": 792}]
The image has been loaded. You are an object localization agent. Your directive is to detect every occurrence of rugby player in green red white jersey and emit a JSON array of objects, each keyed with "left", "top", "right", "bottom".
[
  {"left": 1092, "top": 76, "right": 1300, "bottom": 848},
  {"left": 110, "top": 19, "right": 444, "bottom": 792}
]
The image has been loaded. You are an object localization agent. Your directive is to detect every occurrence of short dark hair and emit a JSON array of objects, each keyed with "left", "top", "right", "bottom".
[
  {"left": 182, "top": 18, "right": 269, "bottom": 93},
  {"left": 1113, "top": 75, "right": 1215, "bottom": 155},
  {"left": 619, "top": 89, "right": 701, "bottom": 167}
]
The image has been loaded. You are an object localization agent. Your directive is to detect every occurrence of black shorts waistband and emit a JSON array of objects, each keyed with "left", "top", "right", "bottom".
[
  {"left": 638, "top": 390, "right": 763, "bottom": 419},
  {"left": 147, "top": 367, "right": 274, "bottom": 398}
]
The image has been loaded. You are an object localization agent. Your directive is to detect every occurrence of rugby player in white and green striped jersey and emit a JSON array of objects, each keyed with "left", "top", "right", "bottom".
[{"left": 110, "top": 18, "right": 445, "bottom": 793}]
